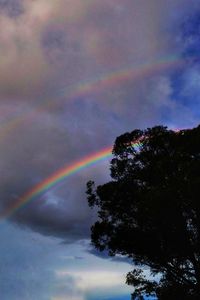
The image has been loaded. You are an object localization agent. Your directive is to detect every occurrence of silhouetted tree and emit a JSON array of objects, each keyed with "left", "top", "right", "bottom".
[{"left": 86, "top": 125, "right": 200, "bottom": 299}]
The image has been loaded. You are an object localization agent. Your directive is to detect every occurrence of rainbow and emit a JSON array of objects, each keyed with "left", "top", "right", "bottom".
[
  {"left": 1, "top": 140, "right": 142, "bottom": 219},
  {"left": 0, "top": 54, "right": 188, "bottom": 218},
  {"left": 62, "top": 55, "right": 187, "bottom": 98},
  {"left": 0, "top": 55, "right": 188, "bottom": 142}
]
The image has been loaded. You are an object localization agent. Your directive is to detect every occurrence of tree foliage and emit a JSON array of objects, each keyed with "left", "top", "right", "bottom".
[{"left": 86, "top": 125, "right": 200, "bottom": 299}]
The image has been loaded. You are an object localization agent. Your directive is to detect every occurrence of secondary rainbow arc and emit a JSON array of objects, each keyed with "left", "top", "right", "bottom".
[{"left": 0, "top": 54, "right": 188, "bottom": 142}]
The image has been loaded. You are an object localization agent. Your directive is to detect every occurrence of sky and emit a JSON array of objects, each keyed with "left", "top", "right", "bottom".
[{"left": 0, "top": 1, "right": 200, "bottom": 299}]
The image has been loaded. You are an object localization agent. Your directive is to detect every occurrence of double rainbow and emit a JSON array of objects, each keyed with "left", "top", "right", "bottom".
[{"left": 0, "top": 54, "right": 188, "bottom": 219}]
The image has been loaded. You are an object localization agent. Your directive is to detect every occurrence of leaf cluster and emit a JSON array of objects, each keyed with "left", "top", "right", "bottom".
[{"left": 86, "top": 125, "right": 200, "bottom": 299}]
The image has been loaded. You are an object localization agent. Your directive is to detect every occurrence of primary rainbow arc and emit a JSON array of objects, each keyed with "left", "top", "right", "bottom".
[{"left": 1, "top": 140, "right": 142, "bottom": 219}]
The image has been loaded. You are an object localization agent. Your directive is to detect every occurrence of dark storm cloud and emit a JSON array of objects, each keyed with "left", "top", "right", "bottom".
[
  {"left": 0, "top": 108, "right": 100, "bottom": 239},
  {"left": 0, "top": 101, "right": 116, "bottom": 240},
  {"left": 11, "top": 180, "right": 95, "bottom": 240}
]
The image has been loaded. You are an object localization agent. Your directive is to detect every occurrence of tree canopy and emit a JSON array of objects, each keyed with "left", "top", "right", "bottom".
[{"left": 86, "top": 125, "right": 200, "bottom": 299}]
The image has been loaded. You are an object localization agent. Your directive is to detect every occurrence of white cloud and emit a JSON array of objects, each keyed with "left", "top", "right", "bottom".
[
  {"left": 56, "top": 270, "right": 131, "bottom": 294},
  {"left": 52, "top": 297, "right": 84, "bottom": 300}
]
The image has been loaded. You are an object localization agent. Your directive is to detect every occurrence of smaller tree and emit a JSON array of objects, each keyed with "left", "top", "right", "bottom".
[{"left": 86, "top": 125, "right": 200, "bottom": 299}]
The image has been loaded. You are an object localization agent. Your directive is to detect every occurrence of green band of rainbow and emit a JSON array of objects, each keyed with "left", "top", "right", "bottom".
[{"left": 1, "top": 140, "right": 142, "bottom": 219}]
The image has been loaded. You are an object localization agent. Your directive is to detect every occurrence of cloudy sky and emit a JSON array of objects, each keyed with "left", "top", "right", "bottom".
[{"left": 0, "top": 1, "right": 200, "bottom": 299}]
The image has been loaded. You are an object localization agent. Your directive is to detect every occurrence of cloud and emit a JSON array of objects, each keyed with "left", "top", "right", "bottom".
[
  {"left": 0, "top": 0, "right": 194, "bottom": 99},
  {"left": 55, "top": 268, "right": 132, "bottom": 299},
  {"left": 0, "top": 221, "right": 133, "bottom": 299},
  {"left": 0, "top": 0, "right": 200, "bottom": 242},
  {"left": 88, "top": 245, "right": 132, "bottom": 264},
  {"left": 52, "top": 297, "right": 84, "bottom": 300},
  {"left": 0, "top": 0, "right": 24, "bottom": 17},
  {"left": 56, "top": 270, "right": 126, "bottom": 291},
  {"left": 0, "top": 221, "right": 71, "bottom": 300},
  {"left": 0, "top": 108, "right": 104, "bottom": 239}
]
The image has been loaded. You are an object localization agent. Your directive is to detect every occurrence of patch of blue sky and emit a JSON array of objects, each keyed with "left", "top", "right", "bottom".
[
  {"left": 162, "top": 11, "right": 200, "bottom": 123},
  {"left": 169, "top": 66, "right": 200, "bottom": 120},
  {"left": 181, "top": 12, "right": 200, "bottom": 61}
]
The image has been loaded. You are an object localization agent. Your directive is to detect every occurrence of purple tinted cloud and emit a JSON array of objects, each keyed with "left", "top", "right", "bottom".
[
  {"left": 0, "top": 0, "right": 199, "bottom": 241},
  {"left": 0, "top": 0, "right": 24, "bottom": 17}
]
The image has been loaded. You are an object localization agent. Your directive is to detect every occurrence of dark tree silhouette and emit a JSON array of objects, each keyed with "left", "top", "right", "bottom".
[{"left": 86, "top": 125, "right": 200, "bottom": 300}]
